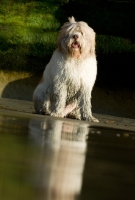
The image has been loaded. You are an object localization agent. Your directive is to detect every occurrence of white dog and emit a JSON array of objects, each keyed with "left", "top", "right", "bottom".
[{"left": 33, "top": 17, "right": 99, "bottom": 122}]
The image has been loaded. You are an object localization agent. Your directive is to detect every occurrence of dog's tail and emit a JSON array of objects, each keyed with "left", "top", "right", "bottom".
[{"left": 68, "top": 16, "right": 76, "bottom": 23}]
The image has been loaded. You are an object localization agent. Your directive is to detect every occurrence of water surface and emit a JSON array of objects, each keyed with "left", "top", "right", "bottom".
[{"left": 0, "top": 112, "right": 135, "bottom": 200}]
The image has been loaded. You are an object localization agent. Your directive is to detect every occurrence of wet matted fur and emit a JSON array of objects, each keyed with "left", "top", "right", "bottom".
[{"left": 33, "top": 17, "right": 99, "bottom": 122}]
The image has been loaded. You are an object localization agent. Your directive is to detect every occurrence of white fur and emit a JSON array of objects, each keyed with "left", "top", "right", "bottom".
[{"left": 33, "top": 17, "right": 99, "bottom": 122}]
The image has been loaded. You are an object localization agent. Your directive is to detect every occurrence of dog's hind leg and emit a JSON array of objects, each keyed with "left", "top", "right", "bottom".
[
  {"left": 33, "top": 84, "right": 51, "bottom": 115},
  {"left": 33, "top": 94, "right": 51, "bottom": 115}
]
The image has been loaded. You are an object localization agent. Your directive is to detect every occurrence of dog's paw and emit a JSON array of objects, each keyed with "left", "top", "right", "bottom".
[
  {"left": 51, "top": 112, "right": 64, "bottom": 118},
  {"left": 35, "top": 109, "right": 50, "bottom": 115},
  {"left": 91, "top": 116, "right": 99, "bottom": 123},
  {"left": 66, "top": 113, "right": 81, "bottom": 120},
  {"left": 82, "top": 116, "right": 99, "bottom": 122}
]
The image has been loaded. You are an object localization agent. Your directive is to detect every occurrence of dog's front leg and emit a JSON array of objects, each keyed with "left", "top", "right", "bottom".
[
  {"left": 51, "top": 84, "right": 67, "bottom": 118},
  {"left": 79, "top": 88, "right": 99, "bottom": 122}
]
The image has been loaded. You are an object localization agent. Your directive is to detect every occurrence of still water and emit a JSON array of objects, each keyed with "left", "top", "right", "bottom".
[{"left": 0, "top": 112, "right": 135, "bottom": 200}]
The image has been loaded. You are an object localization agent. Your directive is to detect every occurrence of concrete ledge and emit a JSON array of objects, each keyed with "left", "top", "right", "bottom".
[{"left": 0, "top": 98, "right": 135, "bottom": 132}]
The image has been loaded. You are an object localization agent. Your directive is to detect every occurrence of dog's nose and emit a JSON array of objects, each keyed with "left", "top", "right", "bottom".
[{"left": 73, "top": 34, "right": 78, "bottom": 39}]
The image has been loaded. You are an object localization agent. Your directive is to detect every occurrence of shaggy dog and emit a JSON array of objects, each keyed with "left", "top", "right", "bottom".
[{"left": 33, "top": 17, "right": 99, "bottom": 122}]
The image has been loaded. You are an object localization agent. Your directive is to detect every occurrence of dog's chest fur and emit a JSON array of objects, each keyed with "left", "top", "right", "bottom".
[{"left": 45, "top": 50, "right": 97, "bottom": 100}]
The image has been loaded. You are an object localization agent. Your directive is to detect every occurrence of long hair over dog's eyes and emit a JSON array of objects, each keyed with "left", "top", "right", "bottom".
[{"left": 80, "top": 31, "right": 83, "bottom": 36}]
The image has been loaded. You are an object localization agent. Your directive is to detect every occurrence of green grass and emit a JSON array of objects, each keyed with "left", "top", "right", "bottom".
[
  {"left": 0, "top": 1, "right": 66, "bottom": 72},
  {"left": 0, "top": 2, "right": 61, "bottom": 30}
]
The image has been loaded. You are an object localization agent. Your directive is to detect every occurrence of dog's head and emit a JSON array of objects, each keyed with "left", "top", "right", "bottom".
[{"left": 58, "top": 16, "right": 96, "bottom": 59}]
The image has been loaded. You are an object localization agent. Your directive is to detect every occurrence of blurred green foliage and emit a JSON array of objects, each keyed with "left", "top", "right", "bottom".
[
  {"left": 0, "top": 0, "right": 135, "bottom": 72},
  {"left": 0, "top": 0, "right": 66, "bottom": 72}
]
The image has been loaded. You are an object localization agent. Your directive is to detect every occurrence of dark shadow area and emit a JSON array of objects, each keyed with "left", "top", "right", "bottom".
[
  {"left": 63, "top": 0, "right": 135, "bottom": 38},
  {"left": 0, "top": 46, "right": 52, "bottom": 72},
  {"left": 1, "top": 73, "right": 42, "bottom": 101},
  {"left": 92, "top": 84, "right": 135, "bottom": 118},
  {"left": 96, "top": 52, "right": 135, "bottom": 88}
]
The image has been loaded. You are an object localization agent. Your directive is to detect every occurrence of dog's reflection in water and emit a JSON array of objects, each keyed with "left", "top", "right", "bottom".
[{"left": 29, "top": 118, "right": 88, "bottom": 200}]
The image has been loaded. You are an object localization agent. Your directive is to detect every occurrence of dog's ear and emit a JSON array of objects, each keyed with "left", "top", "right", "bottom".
[
  {"left": 68, "top": 16, "right": 76, "bottom": 23},
  {"left": 90, "top": 40, "right": 95, "bottom": 55},
  {"left": 89, "top": 30, "right": 96, "bottom": 55}
]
